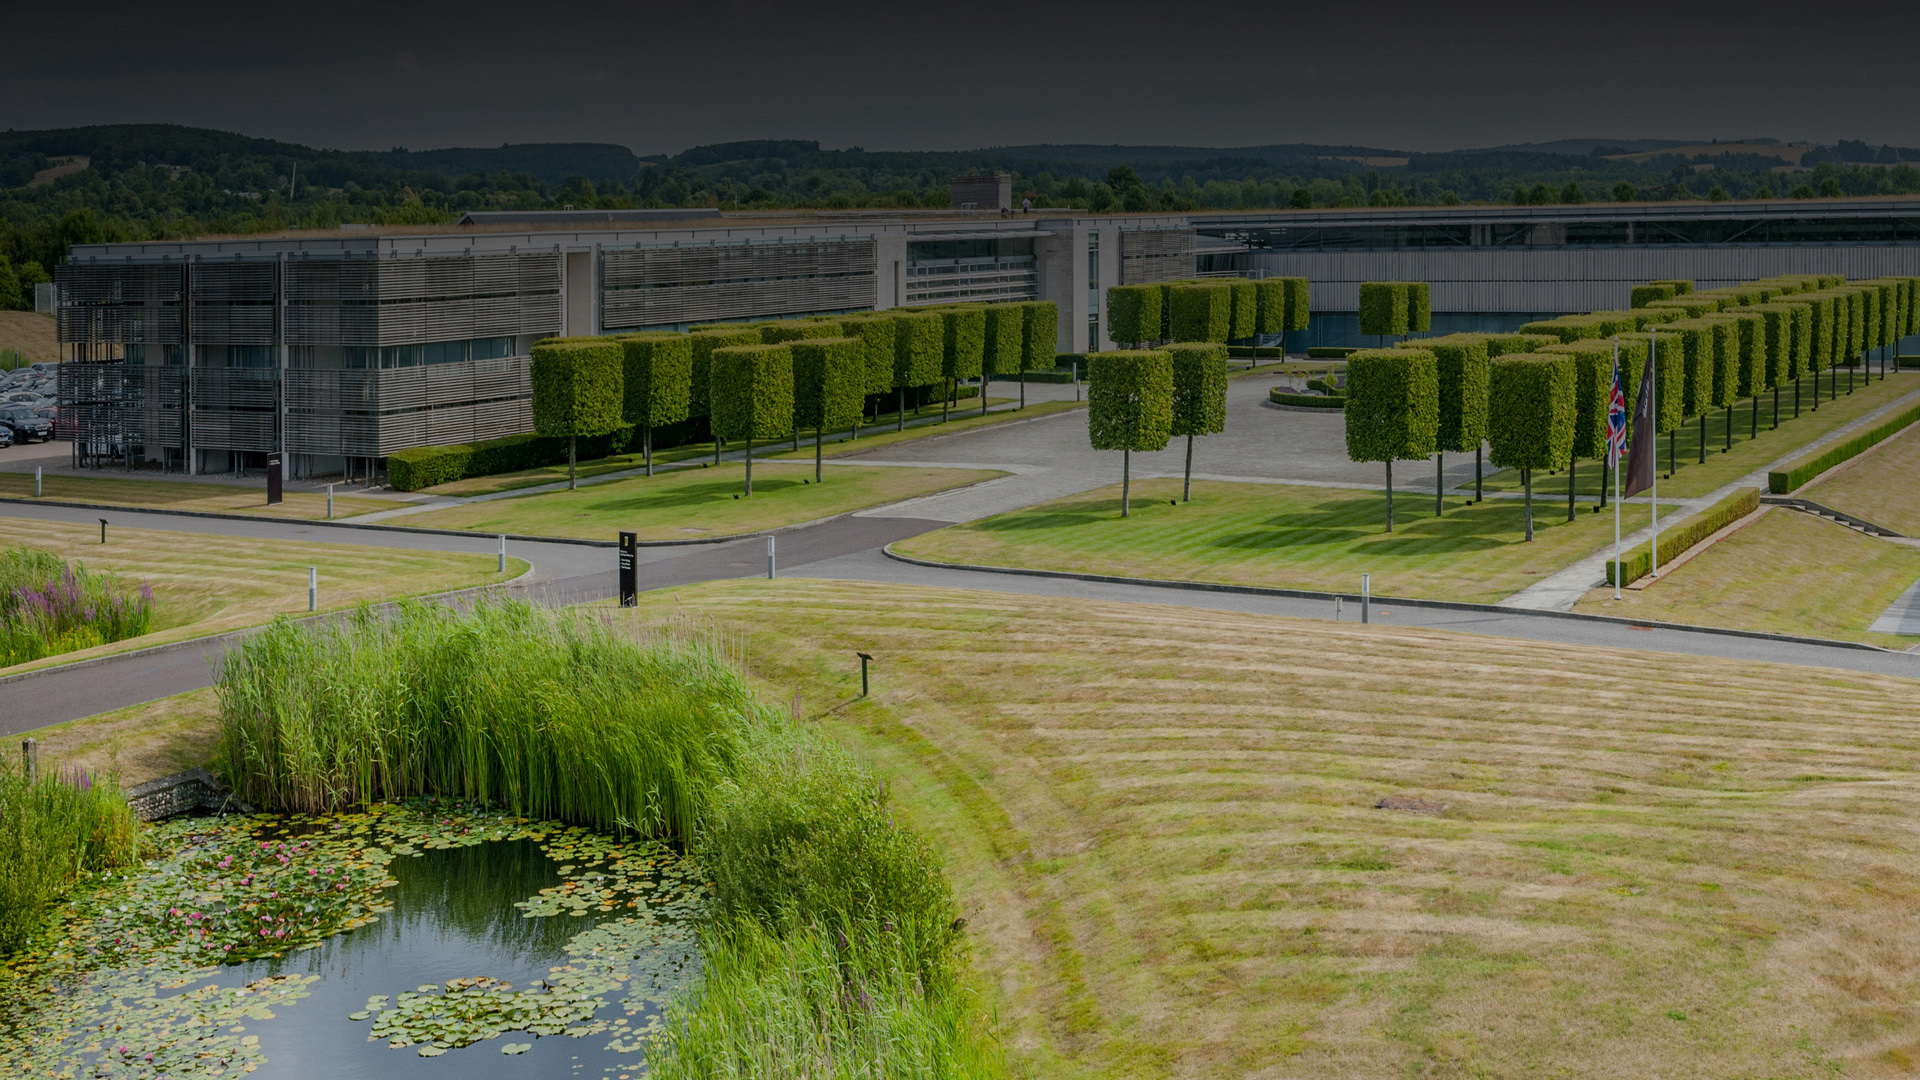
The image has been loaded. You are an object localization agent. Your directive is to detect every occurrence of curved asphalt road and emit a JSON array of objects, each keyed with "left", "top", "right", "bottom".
[{"left": 3, "top": 492, "right": 1917, "bottom": 740}]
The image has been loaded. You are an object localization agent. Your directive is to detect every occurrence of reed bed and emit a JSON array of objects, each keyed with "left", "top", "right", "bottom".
[
  {"left": 0, "top": 546, "right": 153, "bottom": 665},
  {"left": 0, "top": 759, "right": 141, "bottom": 954},
  {"left": 213, "top": 600, "right": 769, "bottom": 841}
]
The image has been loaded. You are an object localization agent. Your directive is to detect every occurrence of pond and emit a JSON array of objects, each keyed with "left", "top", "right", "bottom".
[{"left": 0, "top": 802, "right": 704, "bottom": 1078}]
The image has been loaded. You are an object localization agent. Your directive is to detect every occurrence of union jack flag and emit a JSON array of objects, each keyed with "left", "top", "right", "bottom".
[{"left": 1606, "top": 352, "right": 1629, "bottom": 460}]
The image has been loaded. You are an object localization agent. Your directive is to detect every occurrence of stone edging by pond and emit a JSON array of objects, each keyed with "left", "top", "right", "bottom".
[{"left": 125, "top": 767, "right": 252, "bottom": 821}]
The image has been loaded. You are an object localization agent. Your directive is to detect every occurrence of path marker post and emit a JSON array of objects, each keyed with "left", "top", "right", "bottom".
[
  {"left": 1361, "top": 573, "right": 1371, "bottom": 624},
  {"left": 308, "top": 567, "right": 317, "bottom": 612},
  {"left": 34, "top": 467, "right": 41, "bottom": 497},
  {"left": 498, "top": 535, "right": 507, "bottom": 574},
  {"left": 327, "top": 484, "right": 334, "bottom": 519},
  {"left": 99, "top": 518, "right": 106, "bottom": 544},
  {"left": 21, "top": 738, "right": 36, "bottom": 781},
  {"left": 857, "top": 652, "right": 872, "bottom": 696},
  {"left": 767, "top": 536, "right": 776, "bottom": 580}
]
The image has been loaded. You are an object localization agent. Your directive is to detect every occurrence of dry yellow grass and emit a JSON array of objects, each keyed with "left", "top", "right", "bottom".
[
  {"left": 0, "top": 310, "right": 59, "bottom": 364},
  {"left": 0, "top": 516, "right": 524, "bottom": 674},
  {"left": 614, "top": 578, "right": 1920, "bottom": 1079},
  {"left": 1801, "top": 422, "right": 1920, "bottom": 536},
  {"left": 28, "top": 688, "right": 219, "bottom": 787},
  {"left": 0, "top": 472, "right": 391, "bottom": 520},
  {"left": 1573, "top": 509, "right": 1920, "bottom": 647}
]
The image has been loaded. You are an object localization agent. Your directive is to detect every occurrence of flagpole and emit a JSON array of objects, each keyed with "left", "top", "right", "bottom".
[
  {"left": 1613, "top": 338, "right": 1622, "bottom": 601},
  {"left": 1650, "top": 330, "right": 1660, "bottom": 579}
]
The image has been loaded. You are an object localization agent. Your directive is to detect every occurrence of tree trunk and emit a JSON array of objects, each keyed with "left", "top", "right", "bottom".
[
  {"left": 568, "top": 436, "right": 577, "bottom": 490},
  {"left": 744, "top": 436, "right": 753, "bottom": 496},
  {"left": 1385, "top": 460, "right": 1394, "bottom": 533},
  {"left": 1772, "top": 385, "right": 1779, "bottom": 430},
  {"left": 715, "top": 437, "right": 723, "bottom": 465},
  {"left": 815, "top": 426, "right": 823, "bottom": 483},
  {"left": 1599, "top": 452, "right": 1609, "bottom": 509},
  {"left": 898, "top": 387, "right": 906, "bottom": 432},
  {"left": 981, "top": 375, "right": 989, "bottom": 417},
  {"left": 1667, "top": 427, "right": 1675, "bottom": 478},
  {"left": 644, "top": 425, "right": 653, "bottom": 477},
  {"left": 1435, "top": 452, "right": 1443, "bottom": 516},
  {"left": 1567, "top": 452, "right": 1576, "bottom": 523},
  {"left": 1749, "top": 395, "right": 1757, "bottom": 440},
  {"left": 1698, "top": 412, "right": 1706, "bottom": 464},
  {"left": 1183, "top": 433, "right": 1195, "bottom": 502},
  {"left": 1795, "top": 377, "right": 1801, "bottom": 418},
  {"left": 1020, "top": 374, "right": 1026, "bottom": 410},
  {"left": 1723, "top": 404, "right": 1732, "bottom": 452},
  {"left": 943, "top": 379, "right": 951, "bottom": 423},
  {"left": 1121, "top": 447, "right": 1132, "bottom": 518},
  {"left": 1524, "top": 468, "right": 1534, "bottom": 542},
  {"left": 1475, "top": 444, "right": 1482, "bottom": 503}
]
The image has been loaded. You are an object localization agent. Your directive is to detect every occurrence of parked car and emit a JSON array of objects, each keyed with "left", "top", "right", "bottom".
[
  {"left": 0, "top": 408, "right": 53, "bottom": 443},
  {"left": 0, "top": 426, "right": 15, "bottom": 448},
  {"left": 33, "top": 406, "right": 56, "bottom": 438},
  {"left": 4, "top": 392, "right": 41, "bottom": 405}
]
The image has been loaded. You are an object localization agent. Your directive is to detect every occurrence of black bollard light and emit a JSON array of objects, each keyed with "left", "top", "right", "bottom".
[{"left": 857, "top": 652, "right": 873, "bottom": 697}]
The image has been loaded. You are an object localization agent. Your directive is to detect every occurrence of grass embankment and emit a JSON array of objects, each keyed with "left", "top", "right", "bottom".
[
  {"left": 23, "top": 688, "right": 219, "bottom": 786},
  {"left": 211, "top": 600, "right": 999, "bottom": 1076},
  {"left": 893, "top": 477, "right": 1657, "bottom": 605},
  {"left": 1480, "top": 375, "right": 1920, "bottom": 500},
  {"left": 0, "top": 755, "right": 139, "bottom": 953},
  {"left": 402, "top": 462, "right": 1002, "bottom": 542},
  {"left": 1801, "top": 423, "right": 1920, "bottom": 535},
  {"left": 623, "top": 577, "right": 1920, "bottom": 1079},
  {"left": 0, "top": 471, "right": 391, "bottom": 519},
  {"left": 1575, "top": 509, "right": 1920, "bottom": 647},
  {"left": 0, "top": 517, "right": 524, "bottom": 674},
  {"left": 0, "top": 310, "right": 58, "bottom": 364}
]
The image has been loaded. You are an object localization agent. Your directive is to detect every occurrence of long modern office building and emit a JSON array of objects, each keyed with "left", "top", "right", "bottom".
[{"left": 56, "top": 197, "right": 1920, "bottom": 478}]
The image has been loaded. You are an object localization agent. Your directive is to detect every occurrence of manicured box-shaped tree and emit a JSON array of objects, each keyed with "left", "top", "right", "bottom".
[
  {"left": 1357, "top": 282, "right": 1410, "bottom": 343},
  {"left": 1402, "top": 333, "right": 1489, "bottom": 509},
  {"left": 1563, "top": 345, "right": 1612, "bottom": 521},
  {"left": 1227, "top": 280, "right": 1259, "bottom": 342},
  {"left": 1631, "top": 284, "right": 1677, "bottom": 308},
  {"left": 1106, "top": 285, "right": 1163, "bottom": 347},
  {"left": 532, "top": 339, "right": 625, "bottom": 490},
  {"left": 1255, "top": 277, "right": 1311, "bottom": 353},
  {"left": 619, "top": 334, "right": 692, "bottom": 476},
  {"left": 760, "top": 320, "right": 844, "bottom": 344},
  {"left": 938, "top": 306, "right": 986, "bottom": 422},
  {"left": 790, "top": 336, "right": 865, "bottom": 482},
  {"left": 1168, "top": 283, "right": 1232, "bottom": 344},
  {"left": 689, "top": 326, "right": 763, "bottom": 462},
  {"left": 1163, "top": 342, "right": 1227, "bottom": 502},
  {"left": 981, "top": 303, "right": 1025, "bottom": 415},
  {"left": 709, "top": 343, "right": 794, "bottom": 497},
  {"left": 1487, "top": 353, "right": 1574, "bottom": 541},
  {"left": 1086, "top": 350, "right": 1174, "bottom": 517},
  {"left": 890, "top": 311, "right": 944, "bottom": 431},
  {"left": 1405, "top": 281, "right": 1432, "bottom": 333},
  {"left": 1650, "top": 278, "right": 1694, "bottom": 296},
  {"left": 1017, "top": 300, "right": 1059, "bottom": 409},
  {"left": 1345, "top": 347, "right": 1438, "bottom": 532}
]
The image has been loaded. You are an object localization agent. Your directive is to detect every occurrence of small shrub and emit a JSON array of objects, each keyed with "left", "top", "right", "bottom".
[{"left": 1168, "top": 284, "right": 1231, "bottom": 343}]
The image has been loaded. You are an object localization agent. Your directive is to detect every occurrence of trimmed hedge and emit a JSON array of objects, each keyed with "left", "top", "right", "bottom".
[
  {"left": 1747, "top": 304, "right": 1794, "bottom": 388},
  {"left": 760, "top": 320, "right": 844, "bottom": 344},
  {"left": 1663, "top": 319, "right": 1719, "bottom": 417},
  {"left": 1768, "top": 399, "right": 1920, "bottom": 493},
  {"left": 1256, "top": 277, "right": 1311, "bottom": 335},
  {"left": 1605, "top": 487, "right": 1760, "bottom": 585},
  {"left": 1357, "top": 282, "right": 1410, "bottom": 337},
  {"left": 1633, "top": 307, "right": 1684, "bottom": 328},
  {"left": 1519, "top": 316, "right": 1603, "bottom": 344},
  {"left": 1269, "top": 388, "right": 1345, "bottom": 409},
  {"left": 938, "top": 306, "right": 986, "bottom": 381},
  {"left": 1165, "top": 342, "right": 1228, "bottom": 437},
  {"left": 1545, "top": 336, "right": 1651, "bottom": 435},
  {"left": 1487, "top": 353, "right": 1574, "bottom": 471},
  {"left": 1802, "top": 293, "right": 1837, "bottom": 371},
  {"left": 1485, "top": 332, "right": 1559, "bottom": 357},
  {"left": 1564, "top": 344, "right": 1613, "bottom": 459},
  {"left": 1646, "top": 295, "right": 1723, "bottom": 317},
  {"left": 1307, "top": 346, "right": 1358, "bottom": 358},
  {"left": 709, "top": 343, "right": 795, "bottom": 443},
  {"left": 620, "top": 334, "right": 693, "bottom": 430},
  {"left": 1019, "top": 301, "right": 1059, "bottom": 372},
  {"left": 790, "top": 337, "right": 866, "bottom": 433},
  {"left": 1631, "top": 283, "right": 1678, "bottom": 308},
  {"left": 1087, "top": 350, "right": 1174, "bottom": 452},
  {"left": 837, "top": 316, "right": 898, "bottom": 394},
  {"left": 1228, "top": 280, "right": 1259, "bottom": 341},
  {"left": 1399, "top": 333, "right": 1488, "bottom": 454},
  {"left": 1650, "top": 278, "right": 1694, "bottom": 296},
  {"left": 1710, "top": 309, "right": 1767, "bottom": 395},
  {"left": 1168, "top": 283, "right": 1232, "bottom": 343},
  {"left": 532, "top": 339, "right": 624, "bottom": 439},
  {"left": 1344, "top": 347, "right": 1438, "bottom": 463},
  {"left": 982, "top": 303, "right": 1025, "bottom": 376},
  {"left": 890, "top": 311, "right": 944, "bottom": 389},
  {"left": 1106, "top": 284, "right": 1163, "bottom": 345},
  {"left": 689, "top": 328, "right": 762, "bottom": 418},
  {"left": 387, "top": 428, "right": 632, "bottom": 492},
  {"left": 1405, "top": 281, "right": 1432, "bottom": 333}
]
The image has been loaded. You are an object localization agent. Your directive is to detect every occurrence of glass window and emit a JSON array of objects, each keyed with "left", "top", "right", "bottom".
[
  {"left": 470, "top": 336, "right": 514, "bottom": 360},
  {"left": 346, "top": 347, "right": 375, "bottom": 369},
  {"left": 381, "top": 345, "right": 422, "bottom": 368},
  {"left": 422, "top": 341, "right": 467, "bottom": 365},
  {"left": 228, "top": 346, "right": 275, "bottom": 368}
]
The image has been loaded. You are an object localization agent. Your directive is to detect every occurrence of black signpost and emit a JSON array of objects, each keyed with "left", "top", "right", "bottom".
[
  {"left": 266, "top": 453, "right": 283, "bottom": 505},
  {"left": 618, "top": 531, "right": 637, "bottom": 607}
]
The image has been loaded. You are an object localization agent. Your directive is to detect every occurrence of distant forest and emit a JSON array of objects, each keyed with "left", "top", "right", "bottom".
[{"left": 5, "top": 124, "right": 1920, "bottom": 308}]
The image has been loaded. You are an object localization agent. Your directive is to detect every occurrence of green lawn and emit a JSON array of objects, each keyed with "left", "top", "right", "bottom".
[
  {"left": 1481, "top": 374, "right": 1920, "bottom": 500},
  {"left": 1801, "top": 422, "right": 1920, "bottom": 535},
  {"left": 1573, "top": 508, "right": 1920, "bottom": 647},
  {"left": 0, "top": 471, "right": 392, "bottom": 519},
  {"left": 893, "top": 477, "right": 1658, "bottom": 605},
  {"left": 766, "top": 398, "right": 1084, "bottom": 461},
  {"left": 613, "top": 578, "right": 1920, "bottom": 1079},
  {"left": 401, "top": 461, "right": 1003, "bottom": 541}
]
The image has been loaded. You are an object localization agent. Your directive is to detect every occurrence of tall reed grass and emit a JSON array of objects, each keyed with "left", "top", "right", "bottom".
[
  {"left": 0, "top": 759, "right": 141, "bottom": 954},
  {"left": 0, "top": 546, "right": 154, "bottom": 666},
  {"left": 213, "top": 601, "right": 770, "bottom": 841}
]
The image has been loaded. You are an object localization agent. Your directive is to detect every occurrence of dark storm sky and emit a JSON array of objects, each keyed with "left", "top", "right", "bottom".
[{"left": 10, "top": 1, "right": 1920, "bottom": 155}]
